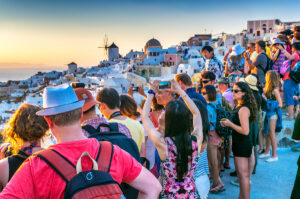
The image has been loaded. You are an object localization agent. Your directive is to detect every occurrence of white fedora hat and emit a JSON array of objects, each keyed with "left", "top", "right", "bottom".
[
  {"left": 272, "top": 38, "right": 285, "bottom": 45},
  {"left": 36, "top": 84, "right": 84, "bottom": 116}
]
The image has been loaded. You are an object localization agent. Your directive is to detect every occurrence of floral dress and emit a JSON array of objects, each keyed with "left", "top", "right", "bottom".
[{"left": 160, "top": 137, "right": 200, "bottom": 199}]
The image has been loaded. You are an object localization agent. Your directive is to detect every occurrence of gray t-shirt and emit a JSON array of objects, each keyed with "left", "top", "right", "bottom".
[{"left": 253, "top": 53, "right": 267, "bottom": 83}]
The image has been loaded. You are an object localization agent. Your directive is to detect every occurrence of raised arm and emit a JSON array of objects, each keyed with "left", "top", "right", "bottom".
[
  {"left": 168, "top": 80, "right": 203, "bottom": 152},
  {"left": 271, "top": 49, "right": 280, "bottom": 61},
  {"left": 223, "top": 48, "right": 232, "bottom": 63},
  {"left": 141, "top": 80, "right": 166, "bottom": 160},
  {"left": 278, "top": 45, "right": 295, "bottom": 60},
  {"left": 224, "top": 62, "right": 229, "bottom": 76},
  {"left": 243, "top": 51, "right": 256, "bottom": 70}
]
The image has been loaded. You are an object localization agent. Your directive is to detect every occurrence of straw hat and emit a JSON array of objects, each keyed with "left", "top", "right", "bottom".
[{"left": 239, "top": 75, "right": 258, "bottom": 91}]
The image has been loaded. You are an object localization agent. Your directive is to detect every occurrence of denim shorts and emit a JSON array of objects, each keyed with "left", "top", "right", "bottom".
[
  {"left": 270, "top": 114, "right": 278, "bottom": 120},
  {"left": 284, "top": 80, "right": 299, "bottom": 106}
]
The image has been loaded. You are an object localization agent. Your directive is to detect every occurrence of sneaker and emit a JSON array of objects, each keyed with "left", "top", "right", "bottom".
[
  {"left": 258, "top": 153, "right": 270, "bottom": 159},
  {"left": 266, "top": 157, "right": 278, "bottom": 162},
  {"left": 291, "top": 143, "right": 300, "bottom": 152}
]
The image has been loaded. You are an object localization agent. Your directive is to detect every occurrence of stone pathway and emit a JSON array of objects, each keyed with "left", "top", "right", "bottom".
[{"left": 208, "top": 150, "right": 299, "bottom": 199}]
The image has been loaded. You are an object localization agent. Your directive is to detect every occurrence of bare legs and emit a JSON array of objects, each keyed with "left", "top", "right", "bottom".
[
  {"left": 263, "top": 119, "right": 278, "bottom": 158},
  {"left": 207, "top": 145, "right": 223, "bottom": 188},
  {"left": 248, "top": 147, "right": 255, "bottom": 178},
  {"left": 234, "top": 157, "right": 250, "bottom": 199},
  {"left": 287, "top": 105, "right": 294, "bottom": 119},
  {"left": 258, "top": 129, "right": 265, "bottom": 153}
]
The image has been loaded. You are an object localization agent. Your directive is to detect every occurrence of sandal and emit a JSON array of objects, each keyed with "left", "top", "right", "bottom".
[
  {"left": 210, "top": 184, "right": 225, "bottom": 193},
  {"left": 258, "top": 149, "right": 265, "bottom": 154},
  {"left": 223, "top": 163, "right": 230, "bottom": 169}
]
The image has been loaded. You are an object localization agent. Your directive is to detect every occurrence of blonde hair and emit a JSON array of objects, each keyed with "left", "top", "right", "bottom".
[
  {"left": 1, "top": 104, "right": 49, "bottom": 154},
  {"left": 264, "top": 70, "right": 279, "bottom": 99}
]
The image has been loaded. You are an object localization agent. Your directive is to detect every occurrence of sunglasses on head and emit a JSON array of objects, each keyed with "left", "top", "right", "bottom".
[{"left": 233, "top": 89, "right": 242, "bottom": 93}]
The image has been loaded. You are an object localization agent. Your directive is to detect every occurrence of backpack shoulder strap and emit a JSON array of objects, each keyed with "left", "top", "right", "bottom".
[
  {"left": 96, "top": 141, "right": 113, "bottom": 172},
  {"left": 36, "top": 149, "right": 76, "bottom": 182},
  {"left": 107, "top": 122, "right": 120, "bottom": 132},
  {"left": 82, "top": 124, "right": 98, "bottom": 135}
]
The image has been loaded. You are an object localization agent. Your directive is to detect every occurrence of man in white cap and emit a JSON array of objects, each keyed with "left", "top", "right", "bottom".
[{"left": 0, "top": 84, "right": 161, "bottom": 198}]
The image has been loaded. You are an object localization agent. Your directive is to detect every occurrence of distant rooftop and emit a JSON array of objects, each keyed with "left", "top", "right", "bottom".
[{"left": 109, "top": 43, "right": 118, "bottom": 48}]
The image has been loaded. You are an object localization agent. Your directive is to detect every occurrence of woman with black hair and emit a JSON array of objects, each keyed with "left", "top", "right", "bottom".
[
  {"left": 221, "top": 82, "right": 257, "bottom": 199},
  {"left": 201, "top": 85, "right": 224, "bottom": 193},
  {"left": 142, "top": 79, "right": 203, "bottom": 198}
]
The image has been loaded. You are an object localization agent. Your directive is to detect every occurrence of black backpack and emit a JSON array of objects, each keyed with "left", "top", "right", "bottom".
[
  {"left": 208, "top": 103, "right": 232, "bottom": 137},
  {"left": 37, "top": 141, "right": 124, "bottom": 199},
  {"left": 82, "top": 122, "right": 140, "bottom": 199},
  {"left": 289, "top": 59, "right": 300, "bottom": 83}
]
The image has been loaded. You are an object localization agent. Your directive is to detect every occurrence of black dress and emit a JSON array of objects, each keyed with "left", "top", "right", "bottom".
[
  {"left": 7, "top": 150, "right": 29, "bottom": 181},
  {"left": 231, "top": 105, "right": 253, "bottom": 158}
]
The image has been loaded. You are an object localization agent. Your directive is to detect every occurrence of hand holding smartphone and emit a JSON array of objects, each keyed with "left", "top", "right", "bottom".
[{"left": 158, "top": 81, "right": 171, "bottom": 89}]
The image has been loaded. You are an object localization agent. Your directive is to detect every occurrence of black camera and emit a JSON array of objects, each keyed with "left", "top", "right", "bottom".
[{"left": 71, "top": 82, "right": 85, "bottom": 89}]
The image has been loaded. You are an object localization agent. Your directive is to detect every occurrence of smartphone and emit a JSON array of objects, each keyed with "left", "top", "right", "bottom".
[
  {"left": 132, "top": 87, "right": 139, "bottom": 91},
  {"left": 159, "top": 81, "right": 171, "bottom": 89}
]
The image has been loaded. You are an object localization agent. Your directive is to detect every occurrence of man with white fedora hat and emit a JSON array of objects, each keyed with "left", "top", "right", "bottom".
[{"left": 0, "top": 84, "right": 161, "bottom": 198}]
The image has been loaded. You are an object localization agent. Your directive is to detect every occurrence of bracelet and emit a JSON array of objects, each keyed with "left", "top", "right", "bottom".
[{"left": 147, "top": 89, "right": 156, "bottom": 96}]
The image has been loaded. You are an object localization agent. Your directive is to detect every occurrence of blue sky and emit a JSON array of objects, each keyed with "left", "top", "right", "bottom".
[{"left": 0, "top": 0, "right": 299, "bottom": 67}]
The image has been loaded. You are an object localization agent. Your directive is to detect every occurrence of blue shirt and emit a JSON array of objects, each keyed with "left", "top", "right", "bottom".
[
  {"left": 184, "top": 87, "right": 207, "bottom": 106},
  {"left": 207, "top": 97, "right": 222, "bottom": 131},
  {"left": 207, "top": 101, "right": 218, "bottom": 131}
]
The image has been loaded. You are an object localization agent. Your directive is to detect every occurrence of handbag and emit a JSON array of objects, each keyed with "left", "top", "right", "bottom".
[{"left": 280, "top": 60, "right": 291, "bottom": 75}]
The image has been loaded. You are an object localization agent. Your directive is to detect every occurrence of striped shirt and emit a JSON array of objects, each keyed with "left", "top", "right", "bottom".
[
  {"left": 81, "top": 117, "right": 132, "bottom": 138},
  {"left": 194, "top": 147, "right": 210, "bottom": 178}
]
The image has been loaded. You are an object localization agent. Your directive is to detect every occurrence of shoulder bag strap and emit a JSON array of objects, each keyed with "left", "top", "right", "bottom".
[{"left": 37, "top": 149, "right": 76, "bottom": 182}]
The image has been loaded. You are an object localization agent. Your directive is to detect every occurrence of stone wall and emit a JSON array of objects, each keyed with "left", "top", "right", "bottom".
[
  {"left": 126, "top": 72, "right": 147, "bottom": 88},
  {"left": 276, "top": 118, "right": 296, "bottom": 148},
  {"left": 135, "top": 65, "right": 161, "bottom": 81}
]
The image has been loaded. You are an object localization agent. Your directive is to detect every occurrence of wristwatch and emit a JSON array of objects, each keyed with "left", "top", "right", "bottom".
[{"left": 147, "top": 89, "right": 156, "bottom": 96}]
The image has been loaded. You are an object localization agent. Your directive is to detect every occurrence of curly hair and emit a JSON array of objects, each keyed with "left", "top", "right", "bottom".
[
  {"left": 264, "top": 70, "right": 279, "bottom": 99},
  {"left": 1, "top": 104, "right": 49, "bottom": 154},
  {"left": 234, "top": 82, "right": 258, "bottom": 122}
]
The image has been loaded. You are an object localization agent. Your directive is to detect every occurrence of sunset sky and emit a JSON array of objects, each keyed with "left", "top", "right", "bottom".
[{"left": 1, "top": 0, "right": 300, "bottom": 68}]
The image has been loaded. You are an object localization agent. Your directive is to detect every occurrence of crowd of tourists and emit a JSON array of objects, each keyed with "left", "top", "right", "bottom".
[{"left": 0, "top": 27, "right": 299, "bottom": 199}]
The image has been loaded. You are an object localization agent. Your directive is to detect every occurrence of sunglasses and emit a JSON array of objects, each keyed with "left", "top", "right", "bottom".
[
  {"left": 201, "top": 80, "right": 210, "bottom": 84},
  {"left": 233, "top": 89, "right": 242, "bottom": 93},
  {"left": 202, "top": 92, "right": 207, "bottom": 95}
]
